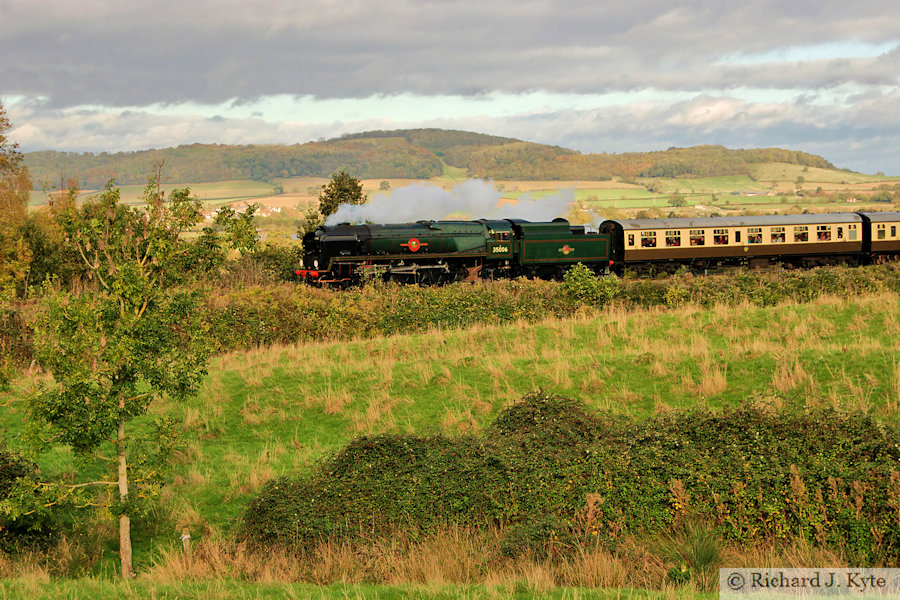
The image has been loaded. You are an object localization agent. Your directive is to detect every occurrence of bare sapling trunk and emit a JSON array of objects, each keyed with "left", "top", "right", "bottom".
[{"left": 118, "top": 417, "right": 133, "bottom": 578}]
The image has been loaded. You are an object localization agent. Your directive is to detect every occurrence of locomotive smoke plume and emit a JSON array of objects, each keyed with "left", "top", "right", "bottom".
[{"left": 325, "top": 180, "right": 585, "bottom": 226}]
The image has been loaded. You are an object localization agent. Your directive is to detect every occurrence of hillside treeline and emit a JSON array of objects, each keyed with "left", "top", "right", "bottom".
[
  {"left": 25, "top": 137, "right": 446, "bottom": 189},
  {"left": 24, "top": 128, "right": 839, "bottom": 188},
  {"left": 466, "top": 143, "right": 836, "bottom": 179}
]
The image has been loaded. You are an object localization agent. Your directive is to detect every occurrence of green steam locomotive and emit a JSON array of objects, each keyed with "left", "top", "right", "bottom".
[{"left": 298, "top": 218, "right": 613, "bottom": 285}]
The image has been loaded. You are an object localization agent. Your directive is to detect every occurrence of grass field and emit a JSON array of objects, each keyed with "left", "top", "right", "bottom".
[
  {"left": 0, "top": 575, "right": 718, "bottom": 600},
  {"left": 751, "top": 163, "right": 900, "bottom": 186},
  {"left": 162, "top": 292, "right": 900, "bottom": 535},
  {"left": 2, "top": 288, "right": 898, "bottom": 596}
]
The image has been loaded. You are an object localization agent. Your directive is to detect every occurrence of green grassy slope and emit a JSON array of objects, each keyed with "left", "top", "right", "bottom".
[
  {"left": 5, "top": 291, "right": 896, "bottom": 534},
  {"left": 1, "top": 289, "right": 897, "bottom": 597}
]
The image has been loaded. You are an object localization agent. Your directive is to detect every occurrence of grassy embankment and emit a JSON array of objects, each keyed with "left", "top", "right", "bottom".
[{"left": 1, "top": 285, "right": 898, "bottom": 598}]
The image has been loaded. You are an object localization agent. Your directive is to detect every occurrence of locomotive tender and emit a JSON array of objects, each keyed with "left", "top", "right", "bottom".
[{"left": 297, "top": 211, "right": 900, "bottom": 285}]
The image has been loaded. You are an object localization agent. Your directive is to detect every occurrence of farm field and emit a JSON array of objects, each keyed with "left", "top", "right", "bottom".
[
  {"left": 276, "top": 167, "right": 897, "bottom": 219},
  {"left": 2, "top": 287, "right": 898, "bottom": 596},
  {"left": 29, "top": 162, "right": 899, "bottom": 226},
  {"left": 28, "top": 179, "right": 281, "bottom": 208}
]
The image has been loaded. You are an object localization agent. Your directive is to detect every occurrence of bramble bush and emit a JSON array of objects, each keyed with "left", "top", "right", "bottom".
[{"left": 242, "top": 392, "right": 900, "bottom": 563}]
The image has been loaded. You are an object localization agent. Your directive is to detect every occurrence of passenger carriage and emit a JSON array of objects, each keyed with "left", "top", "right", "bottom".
[
  {"left": 598, "top": 214, "right": 865, "bottom": 273},
  {"left": 859, "top": 212, "right": 900, "bottom": 262}
]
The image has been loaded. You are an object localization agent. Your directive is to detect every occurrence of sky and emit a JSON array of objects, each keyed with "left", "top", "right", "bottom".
[{"left": 2, "top": 0, "right": 900, "bottom": 174}]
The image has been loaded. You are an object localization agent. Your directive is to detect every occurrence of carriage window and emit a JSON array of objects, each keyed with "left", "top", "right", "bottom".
[
  {"left": 689, "top": 229, "right": 705, "bottom": 246},
  {"left": 665, "top": 230, "right": 681, "bottom": 247},
  {"left": 640, "top": 231, "right": 657, "bottom": 248},
  {"left": 816, "top": 225, "right": 831, "bottom": 241},
  {"left": 892, "top": 226, "right": 897, "bottom": 238},
  {"left": 771, "top": 227, "right": 786, "bottom": 243},
  {"left": 747, "top": 227, "right": 763, "bottom": 244},
  {"left": 794, "top": 226, "right": 809, "bottom": 242},
  {"left": 849, "top": 224, "right": 858, "bottom": 241},
  {"left": 877, "top": 225, "right": 886, "bottom": 240},
  {"left": 713, "top": 228, "right": 729, "bottom": 245},
  {"left": 837, "top": 227, "right": 843, "bottom": 239},
  {"left": 628, "top": 234, "right": 635, "bottom": 246}
]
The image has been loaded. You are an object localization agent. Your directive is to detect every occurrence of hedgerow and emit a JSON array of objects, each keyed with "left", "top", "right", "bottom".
[
  {"left": 4, "top": 263, "right": 900, "bottom": 369},
  {"left": 241, "top": 392, "right": 900, "bottom": 563},
  {"left": 209, "top": 263, "right": 900, "bottom": 351}
]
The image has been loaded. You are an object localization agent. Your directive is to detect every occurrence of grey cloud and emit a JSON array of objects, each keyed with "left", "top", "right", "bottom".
[{"left": 2, "top": 0, "right": 899, "bottom": 105}]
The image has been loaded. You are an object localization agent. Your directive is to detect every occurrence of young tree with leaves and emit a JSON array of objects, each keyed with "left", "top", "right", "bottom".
[
  {"left": 26, "top": 172, "right": 213, "bottom": 578},
  {"left": 213, "top": 203, "right": 260, "bottom": 253},
  {"left": 317, "top": 170, "right": 367, "bottom": 217}
]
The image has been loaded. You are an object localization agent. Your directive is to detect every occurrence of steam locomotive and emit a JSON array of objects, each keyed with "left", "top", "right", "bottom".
[
  {"left": 297, "top": 211, "right": 900, "bottom": 285},
  {"left": 299, "top": 218, "right": 610, "bottom": 285}
]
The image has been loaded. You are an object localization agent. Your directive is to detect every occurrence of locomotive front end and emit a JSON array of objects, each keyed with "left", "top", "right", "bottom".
[
  {"left": 296, "top": 229, "right": 324, "bottom": 281},
  {"left": 296, "top": 225, "right": 368, "bottom": 284}
]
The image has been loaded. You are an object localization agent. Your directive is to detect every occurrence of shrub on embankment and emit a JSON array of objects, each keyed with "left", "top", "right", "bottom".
[
  {"left": 241, "top": 393, "right": 900, "bottom": 563},
  {"left": 207, "top": 263, "right": 900, "bottom": 351},
  {"left": 4, "top": 263, "right": 900, "bottom": 367}
]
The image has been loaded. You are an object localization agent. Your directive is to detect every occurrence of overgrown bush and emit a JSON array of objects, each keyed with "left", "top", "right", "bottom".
[
  {"left": 208, "top": 263, "right": 900, "bottom": 353},
  {"left": 248, "top": 244, "right": 305, "bottom": 282},
  {"left": 205, "top": 278, "right": 572, "bottom": 351},
  {"left": 0, "top": 447, "right": 58, "bottom": 553},
  {"left": 242, "top": 393, "right": 900, "bottom": 563}
]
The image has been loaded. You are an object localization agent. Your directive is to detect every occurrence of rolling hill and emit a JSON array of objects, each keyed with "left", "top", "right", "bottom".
[{"left": 23, "top": 129, "right": 842, "bottom": 189}]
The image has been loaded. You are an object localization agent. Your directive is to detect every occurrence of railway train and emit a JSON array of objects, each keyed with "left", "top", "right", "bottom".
[{"left": 296, "top": 211, "right": 900, "bottom": 285}]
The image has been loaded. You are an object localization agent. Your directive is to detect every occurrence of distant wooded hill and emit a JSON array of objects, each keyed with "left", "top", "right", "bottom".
[{"left": 23, "top": 128, "right": 839, "bottom": 189}]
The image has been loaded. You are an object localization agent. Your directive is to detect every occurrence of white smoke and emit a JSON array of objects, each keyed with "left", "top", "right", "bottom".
[{"left": 324, "top": 180, "right": 577, "bottom": 225}]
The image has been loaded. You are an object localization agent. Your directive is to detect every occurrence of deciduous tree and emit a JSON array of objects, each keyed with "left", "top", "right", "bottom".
[
  {"left": 0, "top": 101, "right": 32, "bottom": 390},
  {"left": 0, "top": 101, "right": 32, "bottom": 302},
  {"left": 318, "top": 170, "right": 367, "bottom": 217},
  {"left": 27, "top": 171, "right": 212, "bottom": 578}
]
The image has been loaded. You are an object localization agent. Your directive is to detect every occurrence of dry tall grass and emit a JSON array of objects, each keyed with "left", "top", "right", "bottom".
[
  {"left": 772, "top": 357, "right": 808, "bottom": 392},
  {"left": 141, "top": 526, "right": 854, "bottom": 592}
]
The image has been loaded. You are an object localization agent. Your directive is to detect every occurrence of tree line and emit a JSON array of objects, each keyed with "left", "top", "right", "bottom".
[{"left": 25, "top": 129, "right": 845, "bottom": 190}]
